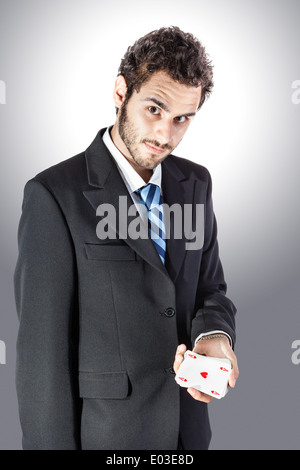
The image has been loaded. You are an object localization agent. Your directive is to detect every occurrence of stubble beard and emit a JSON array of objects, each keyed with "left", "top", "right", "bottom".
[{"left": 118, "top": 102, "right": 173, "bottom": 170}]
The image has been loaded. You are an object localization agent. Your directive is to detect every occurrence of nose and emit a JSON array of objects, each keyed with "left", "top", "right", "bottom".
[{"left": 154, "top": 119, "right": 174, "bottom": 145}]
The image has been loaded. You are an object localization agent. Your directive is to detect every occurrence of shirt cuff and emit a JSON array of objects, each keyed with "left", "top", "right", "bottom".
[{"left": 194, "top": 330, "right": 232, "bottom": 348}]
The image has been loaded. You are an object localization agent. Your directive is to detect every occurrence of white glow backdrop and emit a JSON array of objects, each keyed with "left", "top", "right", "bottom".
[{"left": 0, "top": 0, "right": 299, "bottom": 449}]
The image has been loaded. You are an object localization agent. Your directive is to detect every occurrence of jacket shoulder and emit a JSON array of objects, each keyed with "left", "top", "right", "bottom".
[
  {"left": 167, "top": 154, "right": 211, "bottom": 183},
  {"left": 30, "top": 152, "right": 87, "bottom": 193}
]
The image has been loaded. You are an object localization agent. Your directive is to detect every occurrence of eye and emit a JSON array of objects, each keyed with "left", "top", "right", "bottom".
[
  {"left": 175, "top": 116, "right": 188, "bottom": 123},
  {"left": 148, "top": 106, "right": 161, "bottom": 115}
]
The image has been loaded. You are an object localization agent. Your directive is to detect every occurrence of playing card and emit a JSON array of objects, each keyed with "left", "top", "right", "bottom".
[{"left": 175, "top": 350, "right": 232, "bottom": 399}]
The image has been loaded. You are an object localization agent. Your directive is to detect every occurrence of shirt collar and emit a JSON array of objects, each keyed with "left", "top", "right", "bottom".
[{"left": 102, "top": 127, "right": 162, "bottom": 194}]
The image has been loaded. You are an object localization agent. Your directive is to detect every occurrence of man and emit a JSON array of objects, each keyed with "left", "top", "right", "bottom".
[{"left": 14, "top": 26, "right": 238, "bottom": 450}]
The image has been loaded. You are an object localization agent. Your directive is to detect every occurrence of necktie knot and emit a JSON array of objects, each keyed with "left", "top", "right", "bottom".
[
  {"left": 134, "top": 183, "right": 166, "bottom": 264},
  {"left": 135, "top": 183, "right": 162, "bottom": 211}
]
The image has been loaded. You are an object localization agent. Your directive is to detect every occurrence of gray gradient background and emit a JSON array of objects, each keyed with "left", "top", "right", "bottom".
[{"left": 0, "top": 0, "right": 299, "bottom": 450}]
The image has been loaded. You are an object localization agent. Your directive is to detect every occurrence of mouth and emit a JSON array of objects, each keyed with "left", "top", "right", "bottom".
[{"left": 144, "top": 142, "right": 166, "bottom": 155}]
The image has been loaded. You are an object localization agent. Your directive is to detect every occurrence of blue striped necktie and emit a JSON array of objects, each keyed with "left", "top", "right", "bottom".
[{"left": 135, "top": 183, "right": 166, "bottom": 264}]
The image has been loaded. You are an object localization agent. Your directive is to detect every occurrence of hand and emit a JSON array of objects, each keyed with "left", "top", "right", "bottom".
[{"left": 173, "top": 337, "right": 239, "bottom": 403}]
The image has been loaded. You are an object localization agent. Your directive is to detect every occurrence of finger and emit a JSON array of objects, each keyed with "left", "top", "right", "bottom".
[
  {"left": 229, "top": 367, "right": 239, "bottom": 388},
  {"left": 228, "top": 354, "right": 239, "bottom": 388},
  {"left": 187, "top": 387, "right": 213, "bottom": 403},
  {"left": 173, "top": 344, "right": 186, "bottom": 373}
]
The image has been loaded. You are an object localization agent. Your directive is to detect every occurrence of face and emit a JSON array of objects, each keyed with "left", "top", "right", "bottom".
[{"left": 111, "top": 71, "right": 202, "bottom": 173}]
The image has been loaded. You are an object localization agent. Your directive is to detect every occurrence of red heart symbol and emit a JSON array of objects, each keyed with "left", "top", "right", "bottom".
[
  {"left": 188, "top": 354, "right": 197, "bottom": 359},
  {"left": 211, "top": 390, "right": 220, "bottom": 396},
  {"left": 220, "top": 367, "right": 229, "bottom": 372},
  {"left": 200, "top": 372, "right": 208, "bottom": 379},
  {"left": 179, "top": 377, "right": 187, "bottom": 382}
]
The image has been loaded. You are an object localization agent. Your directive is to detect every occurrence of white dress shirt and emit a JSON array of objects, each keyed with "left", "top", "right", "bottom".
[{"left": 102, "top": 127, "right": 232, "bottom": 348}]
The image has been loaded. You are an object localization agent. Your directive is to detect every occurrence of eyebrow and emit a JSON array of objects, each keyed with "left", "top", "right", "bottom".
[
  {"left": 143, "top": 97, "right": 197, "bottom": 118},
  {"left": 144, "top": 97, "right": 170, "bottom": 112}
]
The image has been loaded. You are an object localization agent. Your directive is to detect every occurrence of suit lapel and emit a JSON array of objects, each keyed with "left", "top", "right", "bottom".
[
  {"left": 82, "top": 129, "right": 170, "bottom": 280},
  {"left": 162, "top": 157, "right": 195, "bottom": 284}
]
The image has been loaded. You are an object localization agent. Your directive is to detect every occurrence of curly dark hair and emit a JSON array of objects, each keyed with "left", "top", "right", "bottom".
[{"left": 118, "top": 26, "right": 214, "bottom": 110}]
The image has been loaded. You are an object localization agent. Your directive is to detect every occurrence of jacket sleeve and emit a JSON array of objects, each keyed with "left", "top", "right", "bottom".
[
  {"left": 191, "top": 171, "right": 237, "bottom": 347},
  {"left": 14, "top": 179, "right": 81, "bottom": 449}
]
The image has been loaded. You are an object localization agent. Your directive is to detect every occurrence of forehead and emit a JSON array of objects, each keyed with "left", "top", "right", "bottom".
[{"left": 135, "top": 71, "right": 202, "bottom": 112}]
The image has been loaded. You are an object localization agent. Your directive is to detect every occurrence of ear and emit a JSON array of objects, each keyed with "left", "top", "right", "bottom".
[{"left": 113, "top": 75, "right": 128, "bottom": 110}]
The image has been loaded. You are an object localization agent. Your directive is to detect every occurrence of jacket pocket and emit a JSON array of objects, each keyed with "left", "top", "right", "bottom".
[
  {"left": 84, "top": 243, "right": 136, "bottom": 261},
  {"left": 78, "top": 371, "right": 130, "bottom": 399}
]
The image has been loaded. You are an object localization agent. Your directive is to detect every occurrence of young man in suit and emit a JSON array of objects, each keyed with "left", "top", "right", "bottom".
[{"left": 14, "top": 26, "right": 239, "bottom": 450}]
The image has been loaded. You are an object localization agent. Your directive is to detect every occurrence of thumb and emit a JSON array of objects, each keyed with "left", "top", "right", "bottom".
[
  {"left": 173, "top": 344, "right": 186, "bottom": 374},
  {"left": 227, "top": 351, "right": 239, "bottom": 388}
]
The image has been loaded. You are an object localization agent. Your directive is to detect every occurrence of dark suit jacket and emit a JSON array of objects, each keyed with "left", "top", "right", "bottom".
[{"left": 14, "top": 128, "right": 236, "bottom": 450}]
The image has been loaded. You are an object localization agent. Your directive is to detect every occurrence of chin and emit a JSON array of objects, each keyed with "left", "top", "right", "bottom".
[
  {"left": 144, "top": 153, "right": 169, "bottom": 169},
  {"left": 133, "top": 155, "right": 158, "bottom": 170},
  {"left": 143, "top": 159, "right": 162, "bottom": 170}
]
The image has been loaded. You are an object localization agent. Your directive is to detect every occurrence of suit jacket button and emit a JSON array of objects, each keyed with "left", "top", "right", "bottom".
[{"left": 164, "top": 307, "right": 175, "bottom": 318}]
